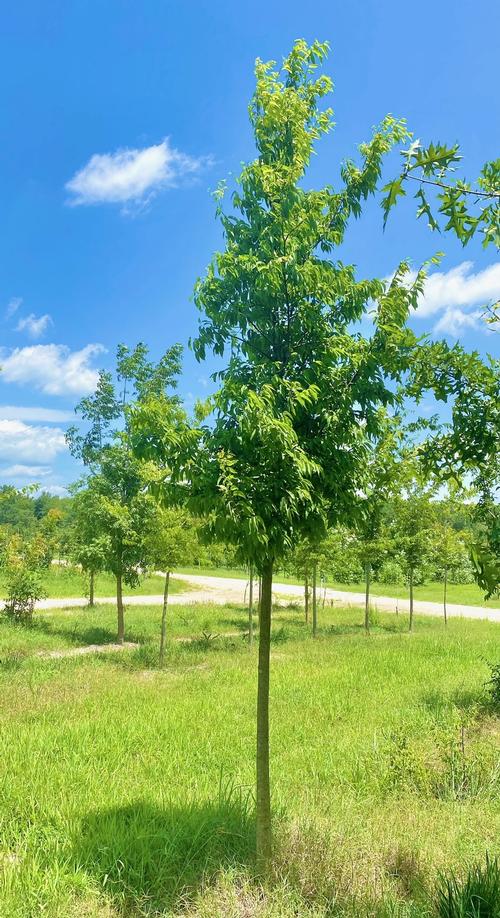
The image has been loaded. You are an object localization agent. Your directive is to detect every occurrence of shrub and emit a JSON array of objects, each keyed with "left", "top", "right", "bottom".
[
  {"left": 3, "top": 566, "right": 47, "bottom": 624},
  {"left": 434, "top": 855, "right": 500, "bottom": 917}
]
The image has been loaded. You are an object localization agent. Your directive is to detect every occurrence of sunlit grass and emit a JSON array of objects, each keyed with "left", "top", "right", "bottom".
[{"left": 1, "top": 599, "right": 499, "bottom": 916}]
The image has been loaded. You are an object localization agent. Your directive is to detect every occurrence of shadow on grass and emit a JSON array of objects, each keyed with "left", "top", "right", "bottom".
[{"left": 74, "top": 791, "right": 254, "bottom": 914}]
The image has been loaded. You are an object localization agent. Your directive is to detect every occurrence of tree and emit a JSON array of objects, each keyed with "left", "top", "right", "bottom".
[
  {"left": 69, "top": 490, "right": 110, "bottom": 605},
  {"left": 175, "top": 40, "right": 433, "bottom": 871},
  {"left": 392, "top": 490, "right": 436, "bottom": 631},
  {"left": 430, "top": 519, "right": 469, "bottom": 625},
  {"left": 354, "top": 413, "right": 409, "bottom": 632},
  {"left": 68, "top": 343, "right": 184, "bottom": 641},
  {"left": 145, "top": 507, "right": 198, "bottom": 664}
]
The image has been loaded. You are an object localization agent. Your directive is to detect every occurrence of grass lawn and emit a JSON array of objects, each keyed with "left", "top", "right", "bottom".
[
  {"left": 1, "top": 599, "right": 499, "bottom": 917},
  {"left": 177, "top": 565, "right": 500, "bottom": 608},
  {"left": 0, "top": 566, "right": 188, "bottom": 601}
]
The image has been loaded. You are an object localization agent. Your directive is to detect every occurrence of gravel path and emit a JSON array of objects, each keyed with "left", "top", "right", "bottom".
[{"left": 2, "top": 573, "right": 498, "bottom": 623}]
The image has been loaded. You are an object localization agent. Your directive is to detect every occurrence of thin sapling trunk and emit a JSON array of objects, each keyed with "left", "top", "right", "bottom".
[
  {"left": 116, "top": 572, "right": 125, "bottom": 644},
  {"left": 159, "top": 570, "right": 170, "bottom": 665},
  {"left": 89, "top": 570, "right": 95, "bottom": 607},
  {"left": 312, "top": 560, "right": 318, "bottom": 637},
  {"left": 304, "top": 571, "right": 309, "bottom": 624},
  {"left": 364, "top": 561, "right": 371, "bottom": 633},
  {"left": 248, "top": 563, "right": 254, "bottom": 646},
  {"left": 409, "top": 568, "right": 414, "bottom": 633},
  {"left": 443, "top": 566, "right": 448, "bottom": 627},
  {"left": 256, "top": 558, "right": 273, "bottom": 875}
]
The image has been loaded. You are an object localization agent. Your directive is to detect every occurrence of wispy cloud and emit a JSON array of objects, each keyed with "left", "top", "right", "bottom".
[
  {"left": 0, "top": 343, "right": 105, "bottom": 396},
  {"left": 0, "top": 405, "right": 75, "bottom": 422},
  {"left": 5, "top": 297, "right": 22, "bottom": 319},
  {"left": 16, "top": 312, "right": 52, "bottom": 339},
  {"left": 0, "top": 464, "right": 52, "bottom": 478},
  {"left": 0, "top": 420, "right": 67, "bottom": 462},
  {"left": 66, "top": 138, "right": 211, "bottom": 210}
]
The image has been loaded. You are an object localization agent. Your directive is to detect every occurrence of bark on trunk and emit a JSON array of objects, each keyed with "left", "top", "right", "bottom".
[
  {"left": 248, "top": 563, "right": 254, "bottom": 647},
  {"left": 443, "top": 567, "right": 448, "bottom": 627},
  {"left": 364, "top": 561, "right": 371, "bottom": 633},
  {"left": 117, "top": 573, "right": 125, "bottom": 644},
  {"left": 304, "top": 572, "right": 309, "bottom": 624},
  {"left": 256, "top": 558, "right": 273, "bottom": 875},
  {"left": 159, "top": 570, "right": 170, "bottom": 665},
  {"left": 312, "top": 561, "right": 318, "bottom": 638},
  {"left": 89, "top": 570, "right": 95, "bottom": 607},
  {"left": 409, "top": 568, "right": 414, "bottom": 633}
]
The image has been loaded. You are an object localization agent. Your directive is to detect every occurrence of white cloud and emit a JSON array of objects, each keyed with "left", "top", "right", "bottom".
[
  {"left": 0, "top": 343, "right": 105, "bottom": 396},
  {"left": 0, "top": 464, "right": 52, "bottom": 478},
  {"left": 416, "top": 261, "right": 500, "bottom": 318},
  {"left": 433, "top": 307, "right": 483, "bottom": 337},
  {"left": 66, "top": 138, "right": 210, "bottom": 208},
  {"left": 16, "top": 312, "right": 52, "bottom": 339},
  {"left": 0, "top": 405, "right": 74, "bottom": 422},
  {"left": 5, "top": 297, "right": 22, "bottom": 319},
  {"left": 0, "top": 420, "right": 66, "bottom": 462}
]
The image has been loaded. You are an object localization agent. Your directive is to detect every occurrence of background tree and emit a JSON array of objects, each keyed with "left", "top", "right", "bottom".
[
  {"left": 69, "top": 489, "right": 110, "bottom": 606},
  {"left": 430, "top": 519, "right": 469, "bottom": 625},
  {"left": 145, "top": 507, "right": 198, "bottom": 664},
  {"left": 392, "top": 490, "right": 436, "bottom": 631},
  {"left": 68, "top": 342, "right": 184, "bottom": 641},
  {"left": 354, "top": 412, "right": 409, "bottom": 632}
]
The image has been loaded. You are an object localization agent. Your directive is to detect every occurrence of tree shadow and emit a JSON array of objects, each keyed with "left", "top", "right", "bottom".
[
  {"left": 30, "top": 613, "right": 151, "bottom": 649},
  {"left": 73, "top": 793, "right": 254, "bottom": 914}
]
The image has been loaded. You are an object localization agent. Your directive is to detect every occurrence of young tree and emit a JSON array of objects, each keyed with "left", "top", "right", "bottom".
[
  {"left": 392, "top": 490, "right": 436, "bottom": 631},
  {"left": 176, "top": 41, "right": 434, "bottom": 871},
  {"left": 69, "top": 490, "right": 111, "bottom": 605},
  {"left": 354, "top": 413, "right": 409, "bottom": 632},
  {"left": 430, "top": 519, "right": 469, "bottom": 625},
  {"left": 68, "top": 343, "right": 184, "bottom": 641},
  {"left": 145, "top": 507, "right": 198, "bottom": 664},
  {"left": 3, "top": 532, "right": 49, "bottom": 625}
]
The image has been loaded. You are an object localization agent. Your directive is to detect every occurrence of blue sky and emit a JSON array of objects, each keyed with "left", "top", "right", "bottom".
[{"left": 1, "top": 0, "right": 499, "bottom": 494}]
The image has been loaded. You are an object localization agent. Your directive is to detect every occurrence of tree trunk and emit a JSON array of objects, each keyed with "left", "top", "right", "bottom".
[
  {"left": 256, "top": 558, "right": 273, "bottom": 875},
  {"left": 409, "top": 568, "right": 414, "bottom": 633},
  {"left": 364, "top": 561, "right": 371, "bottom": 633},
  {"left": 117, "top": 573, "right": 125, "bottom": 644},
  {"left": 89, "top": 570, "right": 95, "bottom": 607},
  {"left": 159, "top": 570, "right": 170, "bottom": 665},
  {"left": 443, "top": 566, "right": 448, "bottom": 627},
  {"left": 304, "top": 572, "right": 309, "bottom": 624},
  {"left": 258, "top": 576, "right": 262, "bottom": 628},
  {"left": 248, "top": 563, "right": 254, "bottom": 646},
  {"left": 312, "top": 561, "right": 318, "bottom": 638}
]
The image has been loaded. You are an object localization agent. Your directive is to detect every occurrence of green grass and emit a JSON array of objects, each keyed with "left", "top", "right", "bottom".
[
  {"left": 177, "top": 565, "right": 500, "bottom": 608},
  {"left": 1, "top": 598, "right": 499, "bottom": 916},
  {"left": 0, "top": 566, "right": 188, "bottom": 600}
]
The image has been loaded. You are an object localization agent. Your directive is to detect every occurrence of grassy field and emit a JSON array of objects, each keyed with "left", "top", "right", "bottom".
[
  {"left": 0, "top": 566, "right": 188, "bottom": 600},
  {"left": 177, "top": 565, "right": 500, "bottom": 608},
  {"left": 1, "top": 598, "right": 499, "bottom": 916}
]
